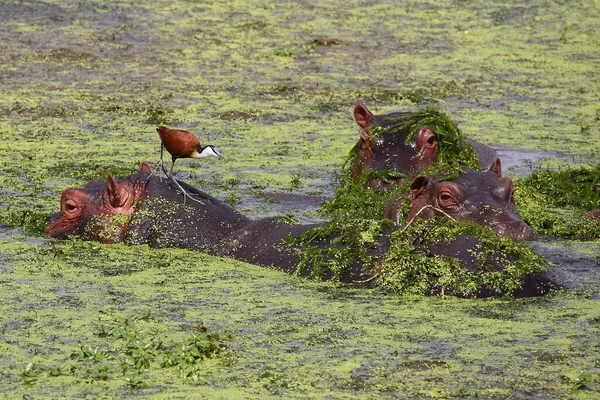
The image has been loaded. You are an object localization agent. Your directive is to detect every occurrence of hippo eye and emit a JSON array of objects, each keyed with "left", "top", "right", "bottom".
[
  {"left": 426, "top": 136, "right": 435, "bottom": 145},
  {"left": 438, "top": 190, "right": 457, "bottom": 209},
  {"left": 64, "top": 200, "right": 78, "bottom": 213}
]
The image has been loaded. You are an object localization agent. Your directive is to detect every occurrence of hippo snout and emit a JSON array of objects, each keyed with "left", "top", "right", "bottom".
[
  {"left": 43, "top": 212, "right": 61, "bottom": 235},
  {"left": 495, "top": 222, "right": 537, "bottom": 241}
]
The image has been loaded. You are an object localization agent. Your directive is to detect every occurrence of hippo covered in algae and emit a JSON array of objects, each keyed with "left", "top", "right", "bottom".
[
  {"left": 45, "top": 163, "right": 558, "bottom": 297},
  {"left": 350, "top": 103, "right": 497, "bottom": 189},
  {"left": 384, "top": 157, "right": 537, "bottom": 241}
]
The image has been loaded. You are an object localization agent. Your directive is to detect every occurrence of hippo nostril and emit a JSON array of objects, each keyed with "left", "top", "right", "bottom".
[
  {"left": 521, "top": 225, "right": 537, "bottom": 241},
  {"left": 495, "top": 222, "right": 537, "bottom": 241}
]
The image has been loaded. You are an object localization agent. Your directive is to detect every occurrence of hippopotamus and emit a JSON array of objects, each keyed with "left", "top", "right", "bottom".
[
  {"left": 384, "top": 157, "right": 537, "bottom": 241},
  {"left": 44, "top": 163, "right": 556, "bottom": 297},
  {"left": 44, "top": 163, "right": 320, "bottom": 274},
  {"left": 351, "top": 103, "right": 497, "bottom": 189}
]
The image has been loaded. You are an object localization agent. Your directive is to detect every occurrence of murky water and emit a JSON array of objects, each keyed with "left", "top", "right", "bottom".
[
  {"left": 497, "top": 146, "right": 597, "bottom": 177},
  {"left": 1, "top": 0, "right": 600, "bottom": 398}
]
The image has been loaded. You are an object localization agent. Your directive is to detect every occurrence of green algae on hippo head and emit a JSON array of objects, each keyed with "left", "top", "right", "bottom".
[
  {"left": 44, "top": 166, "right": 151, "bottom": 243},
  {"left": 348, "top": 104, "right": 487, "bottom": 190},
  {"left": 378, "top": 217, "right": 550, "bottom": 298},
  {"left": 45, "top": 163, "right": 252, "bottom": 250},
  {"left": 386, "top": 159, "right": 537, "bottom": 241},
  {"left": 288, "top": 216, "right": 551, "bottom": 298}
]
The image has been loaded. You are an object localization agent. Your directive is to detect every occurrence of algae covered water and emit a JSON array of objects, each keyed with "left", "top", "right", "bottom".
[{"left": 1, "top": 0, "right": 600, "bottom": 398}]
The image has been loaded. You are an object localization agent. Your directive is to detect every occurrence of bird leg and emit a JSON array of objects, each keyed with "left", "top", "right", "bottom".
[
  {"left": 151, "top": 142, "right": 167, "bottom": 182},
  {"left": 164, "top": 160, "right": 205, "bottom": 206},
  {"left": 168, "top": 176, "right": 206, "bottom": 206},
  {"left": 154, "top": 144, "right": 205, "bottom": 205}
]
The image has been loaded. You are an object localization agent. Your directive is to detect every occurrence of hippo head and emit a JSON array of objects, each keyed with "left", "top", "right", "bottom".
[
  {"left": 44, "top": 163, "right": 151, "bottom": 243},
  {"left": 352, "top": 103, "right": 439, "bottom": 189},
  {"left": 385, "top": 157, "right": 537, "bottom": 241}
]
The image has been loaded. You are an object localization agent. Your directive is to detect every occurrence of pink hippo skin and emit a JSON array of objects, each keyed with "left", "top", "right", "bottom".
[
  {"left": 351, "top": 103, "right": 497, "bottom": 189},
  {"left": 44, "top": 164, "right": 150, "bottom": 243},
  {"left": 384, "top": 157, "right": 536, "bottom": 241}
]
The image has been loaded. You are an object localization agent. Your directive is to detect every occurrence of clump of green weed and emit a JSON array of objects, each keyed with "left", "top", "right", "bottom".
[
  {"left": 571, "top": 371, "right": 593, "bottom": 391},
  {"left": 517, "top": 165, "right": 600, "bottom": 210},
  {"left": 318, "top": 170, "right": 409, "bottom": 221},
  {"left": 0, "top": 208, "right": 50, "bottom": 234},
  {"left": 17, "top": 314, "right": 231, "bottom": 388},
  {"left": 399, "top": 107, "right": 480, "bottom": 171},
  {"left": 225, "top": 193, "right": 241, "bottom": 205},
  {"left": 162, "top": 328, "right": 230, "bottom": 383},
  {"left": 515, "top": 165, "right": 600, "bottom": 238},
  {"left": 286, "top": 218, "right": 394, "bottom": 280},
  {"left": 290, "top": 174, "right": 302, "bottom": 189},
  {"left": 19, "top": 362, "right": 41, "bottom": 385},
  {"left": 378, "top": 217, "right": 547, "bottom": 297},
  {"left": 352, "top": 106, "right": 481, "bottom": 175}
]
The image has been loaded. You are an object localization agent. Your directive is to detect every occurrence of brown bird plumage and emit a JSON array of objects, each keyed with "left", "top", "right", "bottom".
[
  {"left": 157, "top": 126, "right": 222, "bottom": 178},
  {"left": 157, "top": 126, "right": 201, "bottom": 169}
]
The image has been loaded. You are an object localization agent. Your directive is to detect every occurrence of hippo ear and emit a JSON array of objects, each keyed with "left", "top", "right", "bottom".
[
  {"left": 139, "top": 162, "right": 152, "bottom": 174},
  {"left": 354, "top": 103, "right": 374, "bottom": 129},
  {"left": 487, "top": 157, "right": 502, "bottom": 178},
  {"left": 107, "top": 173, "right": 128, "bottom": 208},
  {"left": 409, "top": 176, "right": 429, "bottom": 199}
]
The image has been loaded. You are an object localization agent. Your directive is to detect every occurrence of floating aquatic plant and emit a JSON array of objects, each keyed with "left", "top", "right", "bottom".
[
  {"left": 377, "top": 217, "right": 548, "bottom": 297},
  {"left": 515, "top": 164, "right": 600, "bottom": 238}
]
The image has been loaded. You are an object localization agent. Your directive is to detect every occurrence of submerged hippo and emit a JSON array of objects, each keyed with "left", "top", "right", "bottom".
[
  {"left": 44, "top": 163, "right": 316, "bottom": 272},
  {"left": 44, "top": 164, "right": 556, "bottom": 297},
  {"left": 351, "top": 103, "right": 497, "bottom": 188},
  {"left": 384, "top": 157, "right": 536, "bottom": 241}
]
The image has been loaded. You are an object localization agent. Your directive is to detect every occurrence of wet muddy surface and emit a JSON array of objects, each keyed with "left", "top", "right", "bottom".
[
  {"left": 496, "top": 146, "right": 598, "bottom": 178},
  {"left": 1, "top": 0, "right": 600, "bottom": 398}
]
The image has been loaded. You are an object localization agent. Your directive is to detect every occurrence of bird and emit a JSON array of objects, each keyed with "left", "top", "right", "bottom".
[
  {"left": 156, "top": 126, "right": 224, "bottom": 178},
  {"left": 156, "top": 126, "right": 224, "bottom": 204}
]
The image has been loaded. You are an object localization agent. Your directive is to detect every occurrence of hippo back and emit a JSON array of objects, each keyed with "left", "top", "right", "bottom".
[{"left": 125, "top": 176, "right": 250, "bottom": 250}]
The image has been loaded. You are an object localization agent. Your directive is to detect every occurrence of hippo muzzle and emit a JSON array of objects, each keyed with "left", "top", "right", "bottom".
[{"left": 495, "top": 221, "right": 537, "bottom": 241}]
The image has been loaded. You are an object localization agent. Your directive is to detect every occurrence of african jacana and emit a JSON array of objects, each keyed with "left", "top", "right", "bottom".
[{"left": 156, "top": 126, "right": 223, "bottom": 178}]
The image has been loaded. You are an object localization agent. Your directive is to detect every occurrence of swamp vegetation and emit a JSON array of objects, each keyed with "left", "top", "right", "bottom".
[{"left": 1, "top": 0, "right": 600, "bottom": 398}]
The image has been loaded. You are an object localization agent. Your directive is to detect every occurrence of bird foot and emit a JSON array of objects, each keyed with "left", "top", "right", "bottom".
[{"left": 168, "top": 175, "right": 205, "bottom": 205}]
